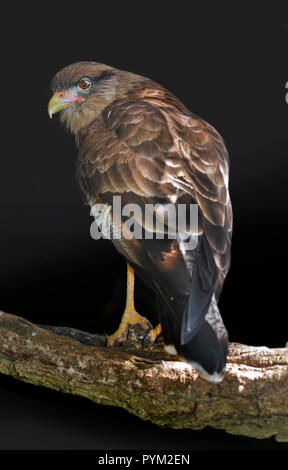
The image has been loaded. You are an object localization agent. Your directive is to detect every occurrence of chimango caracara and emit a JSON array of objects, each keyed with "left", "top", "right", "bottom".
[{"left": 48, "top": 61, "right": 232, "bottom": 382}]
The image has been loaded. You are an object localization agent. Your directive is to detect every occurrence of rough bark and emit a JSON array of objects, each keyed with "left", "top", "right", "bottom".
[{"left": 0, "top": 309, "right": 287, "bottom": 442}]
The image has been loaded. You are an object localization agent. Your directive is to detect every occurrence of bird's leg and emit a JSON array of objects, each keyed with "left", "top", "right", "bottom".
[{"left": 107, "top": 263, "right": 152, "bottom": 346}]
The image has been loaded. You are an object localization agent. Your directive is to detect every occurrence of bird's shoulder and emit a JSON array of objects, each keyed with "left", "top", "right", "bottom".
[
  {"left": 77, "top": 90, "right": 227, "bottom": 167},
  {"left": 76, "top": 92, "right": 229, "bottom": 202}
]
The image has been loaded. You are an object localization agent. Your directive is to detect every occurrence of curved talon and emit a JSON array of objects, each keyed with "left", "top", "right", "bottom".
[
  {"left": 143, "top": 323, "right": 162, "bottom": 346},
  {"left": 107, "top": 309, "right": 152, "bottom": 346},
  {"left": 107, "top": 325, "right": 129, "bottom": 346}
]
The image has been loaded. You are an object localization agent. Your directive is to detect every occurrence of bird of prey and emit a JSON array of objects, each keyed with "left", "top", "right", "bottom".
[{"left": 48, "top": 61, "right": 232, "bottom": 382}]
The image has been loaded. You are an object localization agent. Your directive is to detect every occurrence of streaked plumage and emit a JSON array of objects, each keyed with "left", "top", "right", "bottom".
[{"left": 48, "top": 61, "right": 232, "bottom": 382}]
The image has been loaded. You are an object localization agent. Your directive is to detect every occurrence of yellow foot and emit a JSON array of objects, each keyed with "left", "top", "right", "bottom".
[
  {"left": 107, "top": 309, "right": 152, "bottom": 346},
  {"left": 143, "top": 323, "right": 162, "bottom": 346}
]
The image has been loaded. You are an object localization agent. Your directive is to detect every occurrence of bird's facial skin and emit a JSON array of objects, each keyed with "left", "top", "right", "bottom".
[{"left": 48, "top": 89, "right": 85, "bottom": 118}]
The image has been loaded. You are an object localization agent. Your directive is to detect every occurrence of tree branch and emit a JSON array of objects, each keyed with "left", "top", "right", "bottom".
[{"left": 0, "top": 310, "right": 288, "bottom": 442}]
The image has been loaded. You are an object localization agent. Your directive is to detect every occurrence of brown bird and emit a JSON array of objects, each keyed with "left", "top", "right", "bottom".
[{"left": 48, "top": 61, "right": 232, "bottom": 382}]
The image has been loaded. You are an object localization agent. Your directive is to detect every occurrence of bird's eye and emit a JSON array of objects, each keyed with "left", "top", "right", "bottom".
[{"left": 78, "top": 78, "right": 92, "bottom": 91}]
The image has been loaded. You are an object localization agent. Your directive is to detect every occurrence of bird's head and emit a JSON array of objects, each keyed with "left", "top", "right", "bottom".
[{"left": 48, "top": 61, "right": 122, "bottom": 134}]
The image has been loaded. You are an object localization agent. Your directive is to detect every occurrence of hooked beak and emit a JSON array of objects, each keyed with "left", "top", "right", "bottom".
[{"left": 48, "top": 91, "right": 84, "bottom": 119}]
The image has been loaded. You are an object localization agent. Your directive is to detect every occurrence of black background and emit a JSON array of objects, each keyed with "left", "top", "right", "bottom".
[{"left": 0, "top": 2, "right": 287, "bottom": 451}]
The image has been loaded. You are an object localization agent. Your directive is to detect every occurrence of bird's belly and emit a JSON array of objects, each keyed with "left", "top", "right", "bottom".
[{"left": 90, "top": 201, "right": 142, "bottom": 265}]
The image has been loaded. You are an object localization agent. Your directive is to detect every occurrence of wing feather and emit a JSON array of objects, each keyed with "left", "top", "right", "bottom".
[{"left": 76, "top": 95, "right": 232, "bottom": 343}]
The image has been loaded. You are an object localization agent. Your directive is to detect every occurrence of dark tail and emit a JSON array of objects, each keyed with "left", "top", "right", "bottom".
[
  {"left": 177, "top": 319, "right": 228, "bottom": 382},
  {"left": 130, "top": 235, "right": 228, "bottom": 382},
  {"left": 159, "top": 299, "right": 228, "bottom": 382}
]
